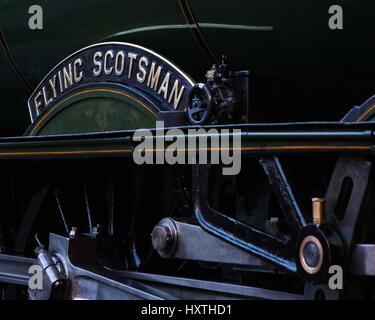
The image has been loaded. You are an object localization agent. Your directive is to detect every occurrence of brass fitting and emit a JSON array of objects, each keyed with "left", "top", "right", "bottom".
[
  {"left": 312, "top": 198, "right": 325, "bottom": 225},
  {"left": 69, "top": 226, "right": 78, "bottom": 238}
]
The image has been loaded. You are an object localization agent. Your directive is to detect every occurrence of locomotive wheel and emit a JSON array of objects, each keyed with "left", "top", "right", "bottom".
[
  {"left": 335, "top": 97, "right": 375, "bottom": 299},
  {"left": 304, "top": 96, "right": 375, "bottom": 299}
]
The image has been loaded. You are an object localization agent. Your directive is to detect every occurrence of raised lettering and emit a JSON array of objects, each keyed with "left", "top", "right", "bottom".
[
  {"left": 57, "top": 70, "right": 63, "bottom": 93},
  {"left": 137, "top": 56, "right": 149, "bottom": 83},
  {"left": 104, "top": 50, "right": 114, "bottom": 75},
  {"left": 34, "top": 91, "right": 43, "bottom": 116},
  {"left": 42, "top": 86, "right": 52, "bottom": 107},
  {"left": 93, "top": 51, "right": 103, "bottom": 76},
  {"left": 73, "top": 58, "right": 83, "bottom": 83},
  {"left": 49, "top": 74, "right": 57, "bottom": 98},
  {"left": 115, "top": 51, "right": 125, "bottom": 76},
  {"left": 127, "top": 53, "right": 137, "bottom": 79},
  {"left": 63, "top": 64, "right": 73, "bottom": 89},
  {"left": 147, "top": 62, "right": 162, "bottom": 91},
  {"left": 158, "top": 72, "right": 170, "bottom": 99},
  {"left": 168, "top": 80, "right": 185, "bottom": 109}
]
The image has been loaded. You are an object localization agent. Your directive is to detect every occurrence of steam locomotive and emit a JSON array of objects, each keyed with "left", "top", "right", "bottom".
[{"left": 1, "top": 0, "right": 375, "bottom": 300}]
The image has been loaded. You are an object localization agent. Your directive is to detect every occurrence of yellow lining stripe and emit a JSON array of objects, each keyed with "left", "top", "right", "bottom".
[
  {"left": 0, "top": 149, "right": 132, "bottom": 156},
  {"left": 145, "top": 145, "right": 371, "bottom": 152},
  {"left": 0, "top": 145, "right": 370, "bottom": 157}
]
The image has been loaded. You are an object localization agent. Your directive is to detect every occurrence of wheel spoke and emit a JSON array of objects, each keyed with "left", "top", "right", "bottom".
[
  {"left": 83, "top": 183, "right": 93, "bottom": 233},
  {"left": 189, "top": 106, "right": 203, "bottom": 115},
  {"left": 259, "top": 156, "right": 306, "bottom": 237},
  {"left": 54, "top": 191, "right": 69, "bottom": 235}
]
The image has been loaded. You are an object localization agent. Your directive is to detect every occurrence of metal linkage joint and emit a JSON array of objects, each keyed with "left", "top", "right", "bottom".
[{"left": 28, "top": 246, "right": 66, "bottom": 300}]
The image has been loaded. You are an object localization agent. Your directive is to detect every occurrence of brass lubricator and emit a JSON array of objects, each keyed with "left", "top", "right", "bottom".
[{"left": 312, "top": 198, "right": 325, "bottom": 225}]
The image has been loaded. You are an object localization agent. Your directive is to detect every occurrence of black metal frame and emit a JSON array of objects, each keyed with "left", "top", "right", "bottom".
[{"left": 192, "top": 153, "right": 374, "bottom": 282}]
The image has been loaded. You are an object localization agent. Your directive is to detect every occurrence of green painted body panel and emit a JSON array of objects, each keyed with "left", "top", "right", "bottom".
[
  {"left": 34, "top": 88, "right": 157, "bottom": 136},
  {"left": 1, "top": 0, "right": 375, "bottom": 135}
]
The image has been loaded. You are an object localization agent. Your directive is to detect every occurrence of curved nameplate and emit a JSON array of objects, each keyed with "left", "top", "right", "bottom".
[{"left": 27, "top": 42, "right": 195, "bottom": 124}]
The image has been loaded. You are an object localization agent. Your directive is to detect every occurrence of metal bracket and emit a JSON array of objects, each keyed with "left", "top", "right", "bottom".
[
  {"left": 151, "top": 218, "right": 274, "bottom": 269},
  {"left": 351, "top": 244, "right": 375, "bottom": 276},
  {"left": 0, "top": 254, "right": 34, "bottom": 285}
]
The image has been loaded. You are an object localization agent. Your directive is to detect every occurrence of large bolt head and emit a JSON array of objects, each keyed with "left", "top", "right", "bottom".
[
  {"left": 303, "top": 241, "right": 320, "bottom": 268},
  {"left": 69, "top": 227, "right": 78, "bottom": 238},
  {"left": 151, "top": 225, "right": 170, "bottom": 251},
  {"left": 150, "top": 218, "right": 178, "bottom": 258}
]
